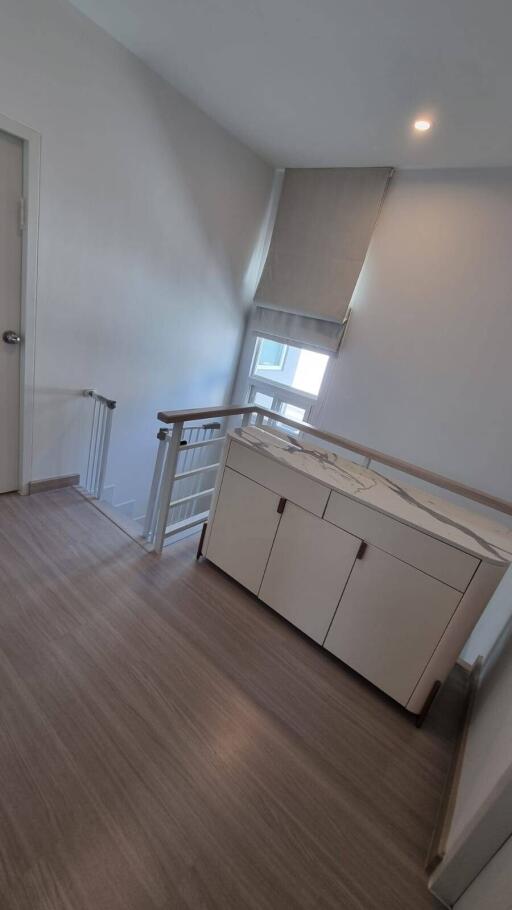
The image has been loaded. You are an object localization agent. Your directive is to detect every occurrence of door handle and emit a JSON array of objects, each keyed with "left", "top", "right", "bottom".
[
  {"left": 277, "top": 497, "right": 287, "bottom": 514},
  {"left": 356, "top": 540, "right": 367, "bottom": 560},
  {"left": 2, "top": 330, "right": 21, "bottom": 345}
]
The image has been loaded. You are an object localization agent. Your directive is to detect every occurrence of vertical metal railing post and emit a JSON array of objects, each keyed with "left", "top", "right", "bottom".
[
  {"left": 86, "top": 398, "right": 97, "bottom": 491},
  {"left": 83, "top": 390, "right": 116, "bottom": 499},
  {"left": 92, "top": 405, "right": 106, "bottom": 497},
  {"left": 96, "top": 402, "right": 115, "bottom": 500},
  {"left": 143, "top": 428, "right": 169, "bottom": 541},
  {"left": 88, "top": 401, "right": 101, "bottom": 492},
  {"left": 153, "top": 420, "right": 184, "bottom": 554}
]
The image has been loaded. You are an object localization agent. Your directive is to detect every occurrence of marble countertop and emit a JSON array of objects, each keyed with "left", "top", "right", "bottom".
[{"left": 230, "top": 426, "right": 512, "bottom": 566}]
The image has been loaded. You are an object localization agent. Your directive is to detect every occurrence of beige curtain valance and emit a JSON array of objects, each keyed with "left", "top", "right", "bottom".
[{"left": 250, "top": 305, "right": 346, "bottom": 355}]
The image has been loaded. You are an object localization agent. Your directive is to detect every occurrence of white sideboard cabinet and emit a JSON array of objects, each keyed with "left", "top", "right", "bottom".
[{"left": 203, "top": 427, "right": 511, "bottom": 718}]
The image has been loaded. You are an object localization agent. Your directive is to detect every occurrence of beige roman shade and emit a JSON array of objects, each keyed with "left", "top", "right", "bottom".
[{"left": 254, "top": 167, "right": 393, "bottom": 351}]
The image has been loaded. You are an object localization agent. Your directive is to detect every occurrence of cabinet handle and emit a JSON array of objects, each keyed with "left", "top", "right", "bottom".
[
  {"left": 277, "top": 497, "right": 287, "bottom": 514},
  {"left": 356, "top": 540, "right": 367, "bottom": 560}
]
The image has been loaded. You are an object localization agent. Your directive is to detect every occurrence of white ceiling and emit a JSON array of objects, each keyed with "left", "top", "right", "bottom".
[{"left": 70, "top": 0, "right": 512, "bottom": 168}]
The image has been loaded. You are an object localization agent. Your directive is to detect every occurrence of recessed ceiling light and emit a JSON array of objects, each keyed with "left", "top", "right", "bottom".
[{"left": 414, "top": 119, "right": 431, "bottom": 132}]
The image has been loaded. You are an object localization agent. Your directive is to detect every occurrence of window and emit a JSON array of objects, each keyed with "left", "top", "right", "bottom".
[
  {"left": 247, "top": 337, "right": 329, "bottom": 433},
  {"left": 254, "top": 339, "right": 287, "bottom": 371}
]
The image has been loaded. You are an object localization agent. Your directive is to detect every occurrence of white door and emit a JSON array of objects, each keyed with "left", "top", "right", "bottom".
[
  {"left": 324, "top": 546, "right": 461, "bottom": 706},
  {"left": 259, "top": 502, "right": 362, "bottom": 643},
  {"left": 205, "top": 467, "right": 282, "bottom": 593},
  {"left": 0, "top": 130, "right": 23, "bottom": 494}
]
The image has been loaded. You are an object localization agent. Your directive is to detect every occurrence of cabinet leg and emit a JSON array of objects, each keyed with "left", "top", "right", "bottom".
[
  {"left": 415, "top": 680, "right": 442, "bottom": 728},
  {"left": 196, "top": 522, "right": 208, "bottom": 560}
]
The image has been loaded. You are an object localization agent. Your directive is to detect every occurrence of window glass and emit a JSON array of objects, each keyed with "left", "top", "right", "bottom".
[
  {"left": 252, "top": 338, "right": 328, "bottom": 397},
  {"left": 278, "top": 402, "right": 306, "bottom": 423},
  {"left": 255, "top": 339, "right": 287, "bottom": 370},
  {"left": 291, "top": 349, "right": 329, "bottom": 396},
  {"left": 250, "top": 389, "right": 274, "bottom": 409},
  {"left": 247, "top": 336, "right": 329, "bottom": 435}
]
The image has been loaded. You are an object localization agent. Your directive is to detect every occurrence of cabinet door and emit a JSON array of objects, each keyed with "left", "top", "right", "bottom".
[
  {"left": 205, "top": 467, "right": 281, "bottom": 594},
  {"left": 324, "top": 546, "right": 461, "bottom": 706},
  {"left": 259, "top": 502, "right": 362, "bottom": 643}
]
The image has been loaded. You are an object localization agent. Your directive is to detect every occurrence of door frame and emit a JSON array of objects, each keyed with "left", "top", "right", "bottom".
[{"left": 0, "top": 112, "right": 41, "bottom": 494}]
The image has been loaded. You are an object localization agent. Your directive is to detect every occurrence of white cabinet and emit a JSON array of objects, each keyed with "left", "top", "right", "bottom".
[
  {"left": 259, "top": 502, "right": 362, "bottom": 643},
  {"left": 205, "top": 436, "right": 505, "bottom": 716},
  {"left": 324, "top": 547, "right": 462, "bottom": 705},
  {"left": 206, "top": 467, "right": 281, "bottom": 594}
]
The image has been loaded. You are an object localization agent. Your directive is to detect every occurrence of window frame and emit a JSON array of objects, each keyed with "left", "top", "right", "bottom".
[
  {"left": 246, "top": 335, "right": 329, "bottom": 433},
  {"left": 247, "top": 381, "right": 313, "bottom": 431}
]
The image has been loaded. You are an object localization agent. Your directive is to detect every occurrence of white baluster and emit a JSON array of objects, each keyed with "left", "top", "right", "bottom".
[
  {"left": 144, "top": 429, "right": 169, "bottom": 541},
  {"left": 153, "top": 420, "right": 184, "bottom": 553}
]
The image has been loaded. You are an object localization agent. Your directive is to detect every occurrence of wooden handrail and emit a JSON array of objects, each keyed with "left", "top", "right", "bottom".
[
  {"left": 158, "top": 405, "right": 254, "bottom": 423},
  {"left": 156, "top": 404, "right": 512, "bottom": 518}
]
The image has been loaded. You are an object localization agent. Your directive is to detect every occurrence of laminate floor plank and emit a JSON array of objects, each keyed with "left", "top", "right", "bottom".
[{"left": 0, "top": 489, "right": 460, "bottom": 908}]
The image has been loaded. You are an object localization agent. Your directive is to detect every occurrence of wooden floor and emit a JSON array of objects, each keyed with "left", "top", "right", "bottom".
[{"left": 0, "top": 488, "right": 463, "bottom": 909}]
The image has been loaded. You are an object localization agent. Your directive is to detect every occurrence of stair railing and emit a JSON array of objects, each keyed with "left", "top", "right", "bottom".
[
  {"left": 83, "top": 389, "right": 116, "bottom": 500},
  {"left": 144, "top": 420, "right": 226, "bottom": 548}
]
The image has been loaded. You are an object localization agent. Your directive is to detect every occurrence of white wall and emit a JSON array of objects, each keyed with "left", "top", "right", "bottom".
[
  {"left": 0, "top": 0, "right": 272, "bottom": 515},
  {"left": 316, "top": 168, "right": 512, "bottom": 657}
]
